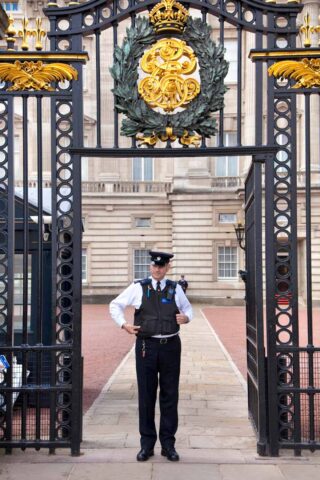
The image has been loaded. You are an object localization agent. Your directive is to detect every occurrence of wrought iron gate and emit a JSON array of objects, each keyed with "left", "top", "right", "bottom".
[
  {"left": 244, "top": 157, "right": 268, "bottom": 455},
  {"left": 0, "top": 0, "right": 319, "bottom": 456},
  {"left": 0, "top": 46, "right": 86, "bottom": 453}
]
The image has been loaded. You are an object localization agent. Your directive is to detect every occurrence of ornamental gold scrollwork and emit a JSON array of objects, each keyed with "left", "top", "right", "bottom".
[
  {"left": 137, "top": 127, "right": 201, "bottom": 146},
  {"left": 138, "top": 38, "right": 200, "bottom": 112},
  {"left": 268, "top": 58, "right": 320, "bottom": 88},
  {"left": 0, "top": 61, "right": 78, "bottom": 91}
]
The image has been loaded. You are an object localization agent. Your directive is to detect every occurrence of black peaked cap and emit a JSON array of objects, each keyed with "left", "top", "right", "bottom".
[{"left": 149, "top": 250, "right": 174, "bottom": 266}]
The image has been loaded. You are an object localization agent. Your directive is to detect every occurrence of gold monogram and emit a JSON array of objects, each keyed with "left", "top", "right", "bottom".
[{"left": 138, "top": 38, "right": 200, "bottom": 112}]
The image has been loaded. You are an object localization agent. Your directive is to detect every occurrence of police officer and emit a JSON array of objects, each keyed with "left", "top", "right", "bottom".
[
  {"left": 178, "top": 274, "right": 188, "bottom": 293},
  {"left": 110, "top": 251, "right": 192, "bottom": 462}
]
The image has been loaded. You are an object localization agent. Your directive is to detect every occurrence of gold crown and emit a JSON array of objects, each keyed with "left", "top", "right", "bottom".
[{"left": 150, "top": 0, "right": 189, "bottom": 34}]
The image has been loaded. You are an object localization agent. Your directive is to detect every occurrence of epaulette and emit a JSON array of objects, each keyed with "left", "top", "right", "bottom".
[
  {"left": 166, "top": 279, "right": 177, "bottom": 288},
  {"left": 134, "top": 278, "right": 152, "bottom": 285}
]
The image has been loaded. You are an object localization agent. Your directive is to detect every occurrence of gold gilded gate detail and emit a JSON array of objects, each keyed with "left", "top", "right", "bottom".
[{"left": 138, "top": 38, "right": 200, "bottom": 112}]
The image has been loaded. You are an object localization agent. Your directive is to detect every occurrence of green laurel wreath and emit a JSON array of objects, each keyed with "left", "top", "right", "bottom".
[{"left": 110, "top": 16, "right": 229, "bottom": 140}]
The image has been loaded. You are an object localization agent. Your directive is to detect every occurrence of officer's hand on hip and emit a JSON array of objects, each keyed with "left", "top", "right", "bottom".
[
  {"left": 122, "top": 323, "right": 141, "bottom": 334},
  {"left": 176, "top": 314, "right": 189, "bottom": 324}
]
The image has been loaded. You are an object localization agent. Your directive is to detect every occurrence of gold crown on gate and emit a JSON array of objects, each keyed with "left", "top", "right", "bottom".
[{"left": 150, "top": 0, "right": 189, "bottom": 34}]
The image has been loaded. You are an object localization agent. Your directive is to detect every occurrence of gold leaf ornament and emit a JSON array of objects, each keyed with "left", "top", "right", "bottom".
[
  {"left": 0, "top": 61, "right": 78, "bottom": 91},
  {"left": 268, "top": 58, "right": 320, "bottom": 88}
]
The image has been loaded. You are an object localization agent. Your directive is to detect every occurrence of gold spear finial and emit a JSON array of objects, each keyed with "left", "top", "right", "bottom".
[
  {"left": 18, "top": 17, "right": 35, "bottom": 51},
  {"left": 300, "top": 13, "right": 312, "bottom": 48},
  {"left": 5, "top": 14, "right": 17, "bottom": 51},
  {"left": 34, "top": 18, "right": 46, "bottom": 51}
]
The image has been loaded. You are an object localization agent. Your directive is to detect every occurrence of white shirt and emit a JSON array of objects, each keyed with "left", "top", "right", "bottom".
[{"left": 109, "top": 277, "right": 193, "bottom": 330}]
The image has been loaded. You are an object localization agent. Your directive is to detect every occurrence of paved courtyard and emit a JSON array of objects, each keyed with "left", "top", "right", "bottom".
[{"left": 1, "top": 305, "right": 320, "bottom": 479}]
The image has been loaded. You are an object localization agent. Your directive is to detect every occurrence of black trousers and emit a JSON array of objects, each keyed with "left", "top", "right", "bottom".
[{"left": 135, "top": 335, "right": 181, "bottom": 451}]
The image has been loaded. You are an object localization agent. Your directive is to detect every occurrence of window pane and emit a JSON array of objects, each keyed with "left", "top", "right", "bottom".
[
  {"left": 134, "top": 249, "right": 150, "bottom": 279},
  {"left": 133, "top": 157, "right": 153, "bottom": 181},
  {"left": 144, "top": 157, "right": 153, "bottom": 181},
  {"left": 217, "top": 246, "right": 237, "bottom": 279},
  {"left": 219, "top": 213, "right": 237, "bottom": 223},
  {"left": 82, "top": 250, "right": 87, "bottom": 282},
  {"left": 216, "top": 158, "right": 226, "bottom": 176},
  {"left": 224, "top": 40, "right": 237, "bottom": 83},
  {"left": 228, "top": 157, "right": 238, "bottom": 176},
  {"left": 135, "top": 217, "right": 151, "bottom": 228},
  {"left": 215, "top": 133, "right": 238, "bottom": 176},
  {"left": 4, "top": 3, "right": 19, "bottom": 11},
  {"left": 133, "top": 157, "right": 142, "bottom": 181},
  {"left": 224, "top": 132, "right": 237, "bottom": 147}
]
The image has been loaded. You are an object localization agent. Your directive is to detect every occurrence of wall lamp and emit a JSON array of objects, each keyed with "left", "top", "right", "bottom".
[{"left": 234, "top": 222, "right": 245, "bottom": 250}]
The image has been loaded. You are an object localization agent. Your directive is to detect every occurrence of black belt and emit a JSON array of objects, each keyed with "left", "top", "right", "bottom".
[{"left": 141, "top": 335, "right": 179, "bottom": 344}]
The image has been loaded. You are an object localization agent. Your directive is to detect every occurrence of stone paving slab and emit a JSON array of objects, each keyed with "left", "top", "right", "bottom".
[{"left": 1, "top": 305, "right": 320, "bottom": 479}]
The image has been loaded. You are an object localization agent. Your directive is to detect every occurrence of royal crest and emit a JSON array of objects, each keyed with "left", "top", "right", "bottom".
[{"left": 110, "top": 0, "right": 228, "bottom": 147}]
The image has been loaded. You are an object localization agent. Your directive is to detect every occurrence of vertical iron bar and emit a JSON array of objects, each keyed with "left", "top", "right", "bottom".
[
  {"left": 22, "top": 96, "right": 29, "bottom": 345},
  {"left": 201, "top": 8, "right": 207, "bottom": 22},
  {"left": 21, "top": 95, "right": 29, "bottom": 442},
  {"left": 36, "top": 97, "right": 44, "bottom": 345},
  {"left": 236, "top": 25, "right": 242, "bottom": 146},
  {"left": 95, "top": 31, "right": 102, "bottom": 148},
  {"left": 130, "top": 11, "right": 136, "bottom": 27},
  {"left": 218, "top": 15, "right": 224, "bottom": 146},
  {"left": 130, "top": 12, "right": 137, "bottom": 148},
  {"left": 200, "top": 6, "right": 207, "bottom": 151},
  {"left": 49, "top": 96, "right": 58, "bottom": 453},
  {"left": 265, "top": 55, "right": 279, "bottom": 456},
  {"left": 113, "top": 19, "right": 119, "bottom": 148},
  {"left": 255, "top": 29, "right": 263, "bottom": 146},
  {"left": 36, "top": 96, "right": 44, "bottom": 443},
  {"left": 304, "top": 93, "right": 313, "bottom": 346},
  {"left": 304, "top": 93, "right": 315, "bottom": 444},
  {"left": 6, "top": 96, "right": 15, "bottom": 450},
  {"left": 70, "top": 61, "right": 84, "bottom": 456}
]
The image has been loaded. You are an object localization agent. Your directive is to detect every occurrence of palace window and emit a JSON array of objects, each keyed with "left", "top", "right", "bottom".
[
  {"left": 218, "top": 246, "right": 238, "bottom": 279},
  {"left": 135, "top": 217, "right": 152, "bottom": 228},
  {"left": 216, "top": 132, "right": 238, "bottom": 177},
  {"left": 134, "top": 249, "right": 150, "bottom": 280},
  {"left": 219, "top": 213, "right": 237, "bottom": 224},
  {"left": 82, "top": 249, "right": 87, "bottom": 283},
  {"left": 224, "top": 39, "right": 237, "bottom": 83},
  {"left": 133, "top": 157, "right": 153, "bottom": 181},
  {"left": 3, "top": 2, "right": 20, "bottom": 12}
]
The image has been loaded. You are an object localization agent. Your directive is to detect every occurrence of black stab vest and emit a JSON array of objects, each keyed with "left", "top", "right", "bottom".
[{"left": 134, "top": 279, "right": 180, "bottom": 338}]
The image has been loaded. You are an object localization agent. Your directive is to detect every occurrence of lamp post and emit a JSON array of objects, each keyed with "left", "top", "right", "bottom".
[{"left": 234, "top": 222, "right": 245, "bottom": 250}]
